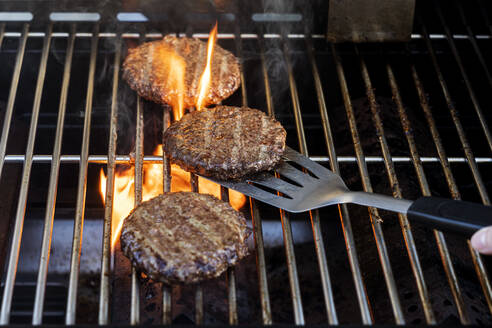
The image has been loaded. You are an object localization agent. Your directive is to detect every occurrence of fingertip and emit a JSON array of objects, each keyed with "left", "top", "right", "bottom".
[{"left": 471, "top": 227, "right": 492, "bottom": 255}]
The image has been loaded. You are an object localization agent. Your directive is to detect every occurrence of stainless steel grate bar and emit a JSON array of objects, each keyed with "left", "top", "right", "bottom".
[
  {"left": 0, "top": 23, "right": 51, "bottom": 325},
  {"left": 0, "top": 23, "right": 28, "bottom": 197},
  {"left": 33, "top": 23, "right": 75, "bottom": 325},
  {"left": 129, "top": 95, "right": 145, "bottom": 325},
  {"left": 282, "top": 36, "right": 336, "bottom": 324},
  {"left": 385, "top": 55, "right": 470, "bottom": 324},
  {"left": 161, "top": 94, "right": 172, "bottom": 325},
  {"left": 6, "top": 154, "right": 491, "bottom": 164},
  {"left": 455, "top": 1, "right": 492, "bottom": 93},
  {"left": 257, "top": 32, "right": 305, "bottom": 325},
  {"left": 98, "top": 32, "right": 121, "bottom": 325},
  {"left": 161, "top": 102, "right": 172, "bottom": 325},
  {"left": 356, "top": 45, "right": 436, "bottom": 324},
  {"left": 243, "top": 32, "right": 273, "bottom": 325},
  {"left": 332, "top": 43, "right": 405, "bottom": 324},
  {"left": 65, "top": 23, "right": 99, "bottom": 325},
  {"left": 434, "top": 3, "right": 492, "bottom": 153},
  {"left": 306, "top": 35, "right": 372, "bottom": 324}
]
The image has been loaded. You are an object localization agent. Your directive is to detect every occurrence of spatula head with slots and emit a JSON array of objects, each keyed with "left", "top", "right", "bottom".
[{"left": 202, "top": 147, "right": 352, "bottom": 213}]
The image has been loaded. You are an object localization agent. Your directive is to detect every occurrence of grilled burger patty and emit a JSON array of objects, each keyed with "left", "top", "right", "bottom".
[
  {"left": 163, "top": 106, "right": 287, "bottom": 180},
  {"left": 120, "top": 192, "right": 250, "bottom": 285},
  {"left": 122, "top": 35, "right": 240, "bottom": 108}
]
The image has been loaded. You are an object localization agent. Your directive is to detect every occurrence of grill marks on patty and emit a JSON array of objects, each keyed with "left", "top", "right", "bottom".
[
  {"left": 120, "top": 192, "right": 250, "bottom": 285},
  {"left": 122, "top": 35, "right": 240, "bottom": 109},
  {"left": 163, "top": 106, "right": 287, "bottom": 180}
]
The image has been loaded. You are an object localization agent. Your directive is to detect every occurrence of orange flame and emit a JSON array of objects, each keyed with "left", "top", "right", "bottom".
[
  {"left": 195, "top": 22, "right": 218, "bottom": 111},
  {"left": 100, "top": 23, "right": 245, "bottom": 249},
  {"left": 154, "top": 45, "right": 186, "bottom": 120},
  {"left": 100, "top": 145, "right": 246, "bottom": 248}
]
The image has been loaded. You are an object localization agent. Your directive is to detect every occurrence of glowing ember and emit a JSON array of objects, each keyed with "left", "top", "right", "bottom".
[
  {"left": 195, "top": 22, "right": 218, "bottom": 111},
  {"left": 99, "top": 145, "right": 246, "bottom": 248}
]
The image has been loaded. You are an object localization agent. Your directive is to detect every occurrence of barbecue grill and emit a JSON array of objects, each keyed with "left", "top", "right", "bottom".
[{"left": 0, "top": 0, "right": 491, "bottom": 325}]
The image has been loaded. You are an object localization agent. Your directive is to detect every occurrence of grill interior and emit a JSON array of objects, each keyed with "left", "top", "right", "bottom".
[{"left": 0, "top": 0, "right": 491, "bottom": 325}]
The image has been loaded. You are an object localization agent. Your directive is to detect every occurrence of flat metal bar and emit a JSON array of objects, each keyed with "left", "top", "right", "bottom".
[
  {"left": 98, "top": 32, "right": 121, "bottom": 325},
  {"left": 306, "top": 35, "right": 372, "bottom": 324},
  {"left": 65, "top": 23, "right": 99, "bottom": 325},
  {"left": 0, "top": 23, "right": 28, "bottom": 187},
  {"left": 332, "top": 43, "right": 405, "bottom": 324},
  {"left": 0, "top": 23, "right": 51, "bottom": 325},
  {"left": 3, "top": 154, "right": 491, "bottom": 164},
  {"left": 33, "top": 23, "right": 75, "bottom": 325},
  {"left": 434, "top": 2, "right": 492, "bottom": 152},
  {"left": 282, "top": 36, "right": 334, "bottom": 324},
  {"left": 162, "top": 107, "right": 172, "bottom": 325},
  {"left": 356, "top": 46, "right": 435, "bottom": 324},
  {"left": 245, "top": 32, "right": 273, "bottom": 325}
]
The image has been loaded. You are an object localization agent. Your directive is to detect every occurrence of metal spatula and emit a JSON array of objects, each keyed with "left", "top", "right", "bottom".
[{"left": 203, "top": 147, "right": 492, "bottom": 237}]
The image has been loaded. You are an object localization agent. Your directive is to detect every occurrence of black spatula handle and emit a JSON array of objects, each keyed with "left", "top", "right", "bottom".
[{"left": 407, "top": 197, "right": 492, "bottom": 238}]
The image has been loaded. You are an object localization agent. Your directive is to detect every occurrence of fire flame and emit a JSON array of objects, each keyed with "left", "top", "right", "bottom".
[
  {"left": 100, "top": 145, "right": 246, "bottom": 248},
  {"left": 195, "top": 22, "right": 218, "bottom": 111},
  {"left": 100, "top": 23, "right": 244, "bottom": 249},
  {"left": 154, "top": 45, "right": 186, "bottom": 120}
]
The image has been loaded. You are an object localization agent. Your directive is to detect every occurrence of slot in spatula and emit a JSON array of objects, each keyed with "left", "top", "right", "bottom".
[{"left": 202, "top": 147, "right": 492, "bottom": 237}]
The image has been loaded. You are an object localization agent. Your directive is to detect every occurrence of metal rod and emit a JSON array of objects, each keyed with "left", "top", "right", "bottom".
[
  {"left": 421, "top": 22, "right": 491, "bottom": 206},
  {"left": 221, "top": 185, "right": 238, "bottom": 325},
  {"left": 261, "top": 34, "right": 305, "bottom": 325},
  {"left": 0, "top": 23, "right": 28, "bottom": 189},
  {"left": 189, "top": 173, "right": 204, "bottom": 325},
  {"left": 386, "top": 51, "right": 471, "bottom": 324},
  {"left": 356, "top": 45, "right": 436, "bottom": 324},
  {"left": 129, "top": 95, "right": 145, "bottom": 325},
  {"left": 455, "top": 0, "right": 492, "bottom": 93},
  {"left": 243, "top": 31, "right": 273, "bottom": 325},
  {"left": 434, "top": 2, "right": 492, "bottom": 152},
  {"left": 162, "top": 107, "right": 172, "bottom": 325},
  {"left": 1, "top": 31, "right": 489, "bottom": 40},
  {"left": 282, "top": 35, "right": 333, "bottom": 324},
  {"left": 0, "top": 23, "right": 51, "bottom": 325},
  {"left": 421, "top": 20, "right": 492, "bottom": 320},
  {"left": 33, "top": 23, "right": 75, "bottom": 326},
  {"left": 0, "top": 23, "right": 6, "bottom": 50},
  {"left": 332, "top": 43, "right": 405, "bottom": 324},
  {"left": 97, "top": 32, "right": 121, "bottom": 325},
  {"left": 65, "top": 23, "right": 99, "bottom": 325},
  {"left": 2, "top": 154, "right": 490, "bottom": 164},
  {"left": 305, "top": 35, "right": 372, "bottom": 324}
]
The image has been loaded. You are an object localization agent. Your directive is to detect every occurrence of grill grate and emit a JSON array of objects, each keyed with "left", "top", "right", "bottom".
[{"left": 0, "top": 0, "right": 491, "bottom": 325}]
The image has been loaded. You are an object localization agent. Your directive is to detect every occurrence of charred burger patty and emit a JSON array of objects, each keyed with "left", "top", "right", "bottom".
[
  {"left": 120, "top": 192, "right": 250, "bottom": 285},
  {"left": 162, "top": 106, "right": 287, "bottom": 180},
  {"left": 122, "top": 35, "right": 240, "bottom": 109}
]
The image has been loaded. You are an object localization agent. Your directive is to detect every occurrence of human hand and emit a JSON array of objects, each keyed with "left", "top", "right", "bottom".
[{"left": 471, "top": 227, "right": 492, "bottom": 255}]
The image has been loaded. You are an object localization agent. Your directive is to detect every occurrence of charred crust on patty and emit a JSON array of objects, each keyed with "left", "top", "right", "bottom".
[
  {"left": 122, "top": 35, "right": 240, "bottom": 108},
  {"left": 120, "top": 192, "right": 250, "bottom": 285},
  {"left": 162, "top": 106, "right": 287, "bottom": 180}
]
